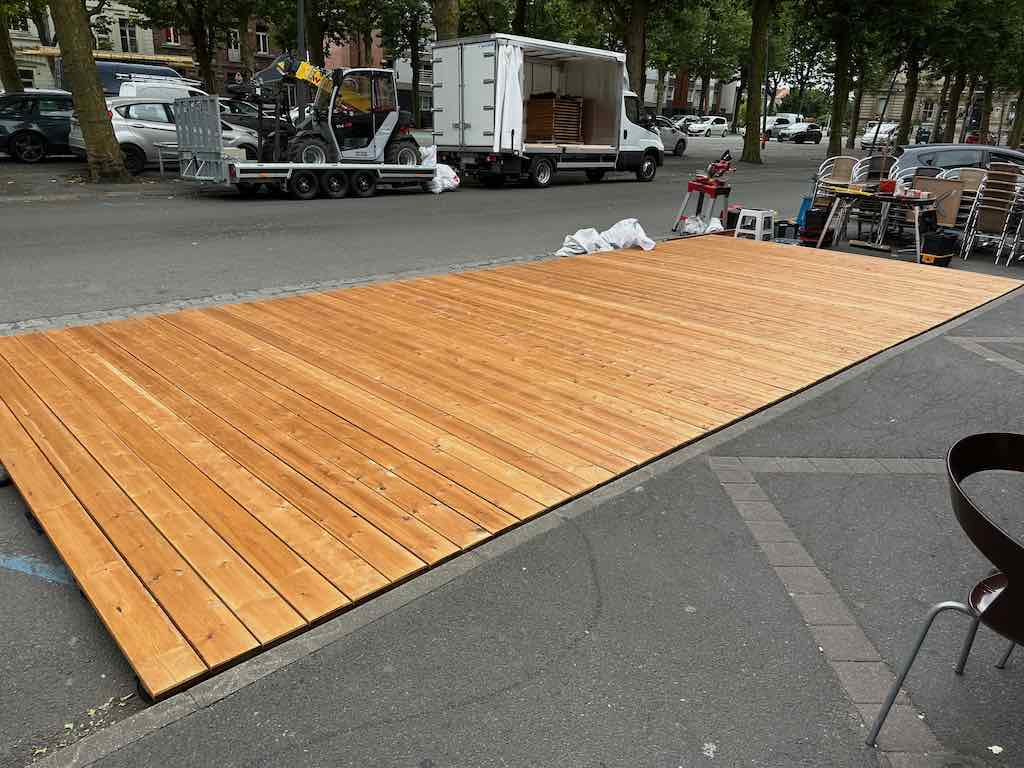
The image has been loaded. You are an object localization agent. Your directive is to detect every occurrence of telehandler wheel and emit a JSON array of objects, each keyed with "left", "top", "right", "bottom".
[
  {"left": 350, "top": 169, "right": 378, "bottom": 198},
  {"left": 385, "top": 138, "right": 420, "bottom": 165},
  {"left": 289, "top": 136, "right": 330, "bottom": 164},
  {"left": 289, "top": 170, "right": 319, "bottom": 200},
  {"left": 320, "top": 171, "right": 349, "bottom": 199}
]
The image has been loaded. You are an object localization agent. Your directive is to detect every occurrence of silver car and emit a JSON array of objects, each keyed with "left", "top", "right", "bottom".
[
  {"left": 653, "top": 115, "right": 687, "bottom": 156},
  {"left": 69, "top": 96, "right": 259, "bottom": 174}
]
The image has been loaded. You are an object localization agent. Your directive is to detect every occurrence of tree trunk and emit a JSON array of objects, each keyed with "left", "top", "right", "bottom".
[
  {"left": 732, "top": 81, "right": 745, "bottom": 134},
  {"left": 895, "top": 56, "right": 919, "bottom": 146},
  {"left": 1008, "top": 86, "right": 1024, "bottom": 148},
  {"left": 362, "top": 30, "right": 373, "bottom": 65},
  {"left": 959, "top": 74, "right": 977, "bottom": 142},
  {"left": 699, "top": 71, "right": 710, "bottom": 113},
  {"left": 0, "top": 14, "right": 23, "bottom": 93},
  {"left": 305, "top": 9, "right": 326, "bottom": 67},
  {"left": 846, "top": 68, "right": 865, "bottom": 149},
  {"left": 432, "top": 0, "right": 459, "bottom": 41},
  {"left": 943, "top": 70, "right": 966, "bottom": 143},
  {"left": 654, "top": 67, "right": 667, "bottom": 115},
  {"left": 623, "top": 0, "right": 648, "bottom": 97},
  {"left": 189, "top": 22, "right": 218, "bottom": 93},
  {"left": 237, "top": 8, "right": 255, "bottom": 79},
  {"left": 410, "top": 19, "right": 422, "bottom": 127},
  {"left": 931, "top": 73, "right": 949, "bottom": 142},
  {"left": 741, "top": 0, "right": 773, "bottom": 163},
  {"left": 512, "top": 0, "right": 527, "bottom": 35},
  {"left": 827, "top": 18, "right": 851, "bottom": 158},
  {"left": 48, "top": 0, "right": 127, "bottom": 181},
  {"left": 977, "top": 79, "right": 993, "bottom": 139},
  {"left": 28, "top": 3, "right": 58, "bottom": 79}
]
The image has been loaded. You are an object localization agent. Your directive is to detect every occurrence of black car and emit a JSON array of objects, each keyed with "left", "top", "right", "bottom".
[
  {"left": 914, "top": 124, "right": 932, "bottom": 143},
  {"left": 219, "top": 98, "right": 289, "bottom": 132},
  {"left": 777, "top": 122, "right": 822, "bottom": 143},
  {"left": 891, "top": 143, "right": 1024, "bottom": 175},
  {"left": 0, "top": 89, "right": 74, "bottom": 163}
]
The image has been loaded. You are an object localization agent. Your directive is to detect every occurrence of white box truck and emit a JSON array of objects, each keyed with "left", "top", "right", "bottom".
[{"left": 431, "top": 34, "right": 664, "bottom": 187}]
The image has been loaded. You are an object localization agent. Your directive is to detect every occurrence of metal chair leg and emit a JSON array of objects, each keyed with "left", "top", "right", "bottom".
[
  {"left": 867, "top": 601, "right": 974, "bottom": 747},
  {"left": 996, "top": 641, "right": 1015, "bottom": 670},
  {"left": 954, "top": 615, "right": 981, "bottom": 674}
]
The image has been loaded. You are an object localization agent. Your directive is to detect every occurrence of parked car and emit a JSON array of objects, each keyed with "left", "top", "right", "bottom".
[
  {"left": 68, "top": 97, "right": 259, "bottom": 174},
  {"left": 95, "top": 61, "right": 196, "bottom": 97},
  {"left": 673, "top": 115, "right": 704, "bottom": 130},
  {"left": 965, "top": 130, "right": 996, "bottom": 145},
  {"left": 219, "top": 98, "right": 290, "bottom": 134},
  {"left": 859, "top": 123, "right": 898, "bottom": 150},
  {"left": 890, "top": 143, "right": 1024, "bottom": 176},
  {"left": 914, "top": 124, "right": 932, "bottom": 143},
  {"left": 653, "top": 115, "right": 687, "bottom": 156},
  {"left": 686, "top": 115, "right": 729, "bottom": 137},
  {"left": 777, "top": 122, "right": 822, "bottom": 144},
  {"left": 740, "top": 115, "right": 792, "bottom": 139},
  {"left": 0, "top": 89, "right": 74, "bottom": 163}
]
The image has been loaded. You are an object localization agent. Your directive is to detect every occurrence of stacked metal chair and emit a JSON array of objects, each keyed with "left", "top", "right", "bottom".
[
  {"left": 938, "top": 167, "right": 987, "bottom": 230},
  {"left": 960, "top": 162, "right": 1024, "bottom": 262}
]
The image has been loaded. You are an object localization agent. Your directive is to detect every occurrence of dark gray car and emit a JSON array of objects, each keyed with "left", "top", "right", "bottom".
[
  {"left": 892, "top": 143, "right": 1024, "bottom": 175},
  {"left": 0, "top": 89, "right": 74, "bottom": 163}
]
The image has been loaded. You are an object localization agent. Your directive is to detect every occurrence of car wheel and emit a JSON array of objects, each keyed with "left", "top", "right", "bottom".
[
  {"left": 705, "top": 129, "right": 712, "bottom": 137},
  {"left": 794, "top": 138, "right": 803, "bottom": 144},
  {"left": 289, "top": 170, "right": 319, "bottom": 200},
  {"left": 120, "top": 144, "right": 146, "bottom": 175},
  {"left": 815, "top": 135, "right": 822, "bottom": 144},
  {"left": 635, "top": 153, "right": 657, "bottom": 182},
  {"left": 350, "top": 169, "right": 378, "bottom": 197},
  {"left": 529, "top": 157, "right": 555, "bottom": 188},
  {"left": 674, "top": 139, "right": 686, "bottom": 156},
  {"left": 10, "top": 132, "right": 47, "bottom": 163},
  {"left": 319, "top": 170, "right": 349, "bottom": 199}
]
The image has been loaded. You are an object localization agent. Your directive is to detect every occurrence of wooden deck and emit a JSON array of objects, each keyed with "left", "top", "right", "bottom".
[{"left": 0, "top": 237, "right": 1018, "bottom": 698}]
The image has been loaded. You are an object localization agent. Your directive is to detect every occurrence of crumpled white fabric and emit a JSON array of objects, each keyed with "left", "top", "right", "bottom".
[
  {"left": 420, "top": 145, "right": 460, "bottom": 194},
  {"left": 556, "top": 218, "right": 656, "bottom": 256},
  {"left": 681, "top": 216, "right": 724, "bottom": 235}
]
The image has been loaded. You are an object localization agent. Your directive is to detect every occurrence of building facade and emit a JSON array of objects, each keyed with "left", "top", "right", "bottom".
[{"left": 151, "top": 22, "right": 280, "bottom": 91}]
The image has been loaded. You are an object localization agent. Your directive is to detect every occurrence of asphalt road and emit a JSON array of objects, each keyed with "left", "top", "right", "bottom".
[{"left": 1, "top": 137, "right": 824, "bottom": 326}]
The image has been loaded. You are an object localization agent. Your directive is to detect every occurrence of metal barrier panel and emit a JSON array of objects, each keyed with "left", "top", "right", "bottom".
[{"left": 174, "top": 96, "right": 229, "bottom": 184}]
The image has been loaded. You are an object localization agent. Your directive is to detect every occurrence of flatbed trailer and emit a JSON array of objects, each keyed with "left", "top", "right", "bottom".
[{"left": 174, "top": 95, "right": 435, "bottom": 199}]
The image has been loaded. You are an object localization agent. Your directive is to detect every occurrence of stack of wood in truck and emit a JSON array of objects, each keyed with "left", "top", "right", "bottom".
[{"left": 526, "top": 95, "right": 583, "bottom": 143}]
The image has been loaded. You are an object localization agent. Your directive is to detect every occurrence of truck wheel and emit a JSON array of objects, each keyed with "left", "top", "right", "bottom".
[
  {"left": 529, "top": 158, "right": 555, "bottom": 188},
  {"left": 350, "top": 169, "right": 378, "bottom": 198},
  {"left": 384, "top": 138, "right": 420, "bottom": 166},
  {"left": 480, "top": 173, "right": 506, "bottom": 188},
  {"left": 320, "top": 171, "right": 349, "bottom": 199},
  {"left": 585, "top": 169, "right": 605, "bottom": 182},
  {"left": 636, "top": 153, "right": 657, "bottom": 182},
  {"left": 289, "top": 170, "right": 319, "bottom": 200},
  {"left": 288, "top": 136, "right": 329, "bottom": 164}
]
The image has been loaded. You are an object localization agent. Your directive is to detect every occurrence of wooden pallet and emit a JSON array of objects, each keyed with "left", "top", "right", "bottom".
[
  {"left": 0, "top": 237, "right": 1018, "bottom": 698},
  {"left": 526, "top": 95, "right": 583, "bottom": 144}
]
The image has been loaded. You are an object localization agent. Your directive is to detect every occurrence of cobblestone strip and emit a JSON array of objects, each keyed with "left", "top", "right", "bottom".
[
  {"left": 710, "top": 456, "right": 964, "bottom": 766},
  {"left": 947, "top": 336, "right": 1024, "bottom": 377}
]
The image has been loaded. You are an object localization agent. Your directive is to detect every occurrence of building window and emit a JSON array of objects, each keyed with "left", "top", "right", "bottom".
[
  {"left": 228, "top": 29, "right": 240, "bottom": 51},
  {"left": 10, "top": 16, "right": 29, "bottom": 32},
  {"left": 118, "top": 18, "right": 138, "bottom": 53},
  {"left": 921, "top": 99, "right": 935, "bottom": 122},
  {"left": 256, "top": 29, "right": 269, "bottom": 54},
  {"left": 165, "top": 27, "right": 180, "bottom": 45},
  {"left": 18, "top": 68, "right": 35, "bottom": 89}
]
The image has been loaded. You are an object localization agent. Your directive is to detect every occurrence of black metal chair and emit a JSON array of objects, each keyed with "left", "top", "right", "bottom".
[{"left": 867, "top": 433, "right": 1024, "bottom": 746}]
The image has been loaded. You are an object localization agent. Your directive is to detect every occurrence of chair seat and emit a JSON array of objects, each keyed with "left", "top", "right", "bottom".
[{"left": 970, "top": 571, "right": 1007, "bottom": 614}]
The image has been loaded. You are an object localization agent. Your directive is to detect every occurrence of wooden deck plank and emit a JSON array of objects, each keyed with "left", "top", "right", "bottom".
[
  {"left": 0, "top": 237, "right": 1017, "bottom": 699},
  {"left": 0, "top": 352, "right": 257, "bottom": 669},
  {"left": 52, "top": 328, "right": 380, "bottom": 603},
  {"left": 0, "top": 398, "right": 208, "bottom": 698},
  {"left": 2, "top": 336, "right": 306, "bottom": 645}
]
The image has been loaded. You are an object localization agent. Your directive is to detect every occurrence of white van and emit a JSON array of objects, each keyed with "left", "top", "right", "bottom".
[
  {"left": 118, "top": 81, "right": 207, "bottom": 100},
  {"left": 432, "top": 34, "right": 664, "bottom": 187}
]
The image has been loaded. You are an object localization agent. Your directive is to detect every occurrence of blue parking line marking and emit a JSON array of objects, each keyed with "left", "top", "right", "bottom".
[{"left": 0, "top": 554, "right": 73, "bottom": 586}]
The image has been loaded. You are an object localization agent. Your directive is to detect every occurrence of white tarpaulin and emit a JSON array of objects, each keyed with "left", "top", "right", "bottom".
[
  {"left": 555, "top": 218, "right": 656, "bottom": 256},
  {"left": 493, "top": 43, "right": 524, "bottom": 153}
]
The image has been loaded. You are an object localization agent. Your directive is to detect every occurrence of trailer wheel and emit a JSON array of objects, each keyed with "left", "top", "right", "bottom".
[
  {"left": 289, "top": 170, "right": 319, "bottom": 200},
  {"left": 529, "top": 158, "right": 555, "bottom": 188},
  {"left": 585, "top": 169, "right": 605, "bottom": 183},
  {"left": 320, "top": 171, "right": 349, "bottom": 199},
  {"left": 350, "top": 169, "right": 378, "bottom": 198}
]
